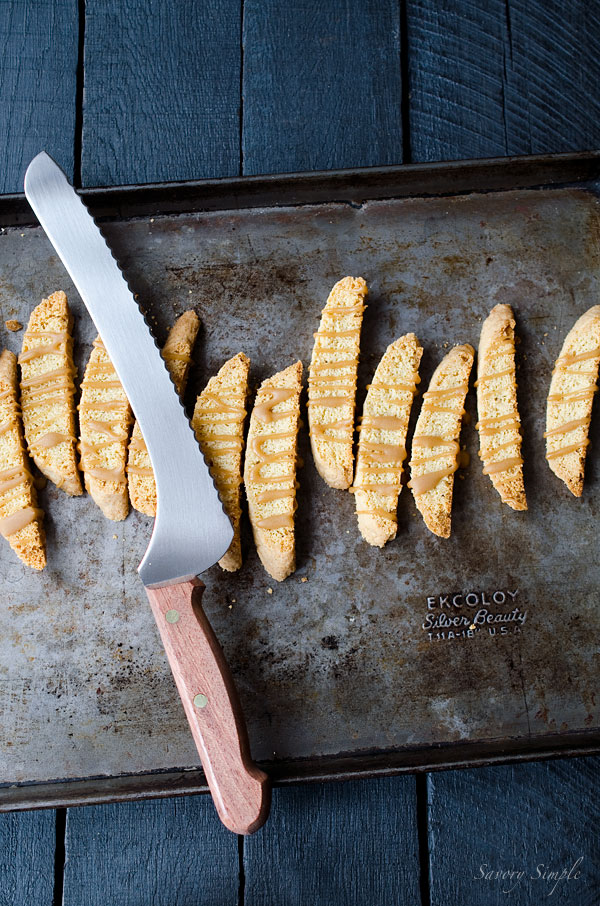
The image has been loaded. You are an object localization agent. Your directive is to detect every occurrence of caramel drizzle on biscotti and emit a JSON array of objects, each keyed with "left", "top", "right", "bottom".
[
  {"left": 0, "top": 419, "right": 17, "bottom": 436},
  {"left": 355, "top": 507, "right": 397, "bottom": 521},
  {"left": 34, "top": 431, "right": 72, "bottom": 449},
  {"left": 308, "top": 296, "right": 363, "bottom": 445},
  {"left": 0, "top": 505, "right": 44, "bottom": 538},
  {"left": 408, "top": 436, "right": 460, "bottom": 495},
  {"left": 351, "top": 376, "right": 419, "bottom": 510},
  {"left": 408, "top": 381, "right": 468, "bottom": 495},
  {"left": 313, "top": 329, "right": 358, "bottom": 339},
  {"left": 126, "top": 464, "right": 154, "bottom": 476},
  {"left": 548, "top": 386, "right": 598, "bottom": 403},
  {"left": 196, "top": 391, "right": 247, "bottom": 491},
  {"left": 412, "top": 436, "right": 459, "bottom": 466},
  {"left": 554, "top": 347, "right": 600, "bottom": 369},
  {"left": 79, "top": 399, "right": 129, "bottom": 413},
  {"left": 476, "top": 413, "right": 521, "bottom": 435},
  {"left": 476, "top": 335, "right": 524, "bottom": 477},
  {"left": 366, "top": 380, "right": 419, "bottom": 392},
  {"left": 324, "top": 304, "right": 367, "bottom": 315},
  {"left": 482, "top": 456, "right": 523, "bottom": 476},
  {"left": 308, "top": 355, "right": 358, "bottom": 434},
  {"left": 546, "top": 440, "right": 590, "bottom": 460},
  {"left": 357, "top": 415, "right": 405, "bottom": 432},
  {"left": 0, "top": 463, "right": 33, "bottom": 496},
  {"left": 544, "top": 417, "right": 590, "bottom": 438},
  {"left": 18, "top": 332, "right": 66, "bottom": 362},
  {"left": 162, "top": 351, "right": 192, "bottom": 365},
  {"left": 546, "top": 345, "right": 600, "bottom": 461},
  {"left": 477, "top": 438, "right": 517, "bottom": 459},
  {"left": 409, "top": 464, "right": 459, "bottom": 495},
  {"left": 474, "top": 367, "right": 513, "bottom": 387},
  {"left": 419, "top": 383, "right": 468, "bottom": 415},
  {"left": 474, "top": 338, "right": 515, "bottom": 390},
  {"left": 79, "top": 339, "right": 130, "bottom": 486},
  {"left": 249, "top": 389, "right": 297, "bottom": 530},
  {"left": 80, "top": 359, "right": 123, "bottom": 390},
  {"left": 127, "top": 434, "right": 148, "bottom": 453},
  {"left": 20, "top": 327, "right": 77, "bottom": 454},
  {"left": 0, "top": 380, "right": 41, "bottom": 537},
  {"left": 310, "top": 419, "right": 353, "bottom": 438}
]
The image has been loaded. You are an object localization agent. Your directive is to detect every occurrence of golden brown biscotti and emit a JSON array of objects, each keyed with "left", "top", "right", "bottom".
[
  {"left": 79, "top": 337, "right": 133, "bottom": 520},
  {"left": 128, "top": 310, "right": 200, "bottom": 515},
  {"left": 352, "top": 333, "right": 423, "bottom": 547},
  {"left": 545, "top": 305, "right": 600, "bottom": 496},
  {"left": 408, "top": 344, "right": 474, "bottom": 538},
  {"left": 308, "top": 277, "right": 367, "bottom": 489},
  {"left": 243, "top": 361, "right": 302, "bottom": 582},
  {"left": 192, "top": 352, "right": 250, "bottom": 572},
  {"left": 0, "top": 350, "right": 46, "bottom": 569},
  {"left": 19, "top": 291, "right": 82, "bottom": 496},
  {"left": 477, "top": 305, "right": 527, "bottom": 511}
]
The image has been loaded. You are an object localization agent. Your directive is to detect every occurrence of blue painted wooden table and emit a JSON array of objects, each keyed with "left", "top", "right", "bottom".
[{"left": 1, "top": 1, "right": 599, "bottom": 903}]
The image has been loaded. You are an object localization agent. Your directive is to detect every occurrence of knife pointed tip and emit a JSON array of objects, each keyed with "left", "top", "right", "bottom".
[{"left": 24, "top": 152, "right": 65, "bottom": 197}]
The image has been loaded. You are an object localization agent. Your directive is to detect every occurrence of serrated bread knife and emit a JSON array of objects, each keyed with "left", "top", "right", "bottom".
[{"left": 25, "top": 152, "right": 270, "bottom": 834}]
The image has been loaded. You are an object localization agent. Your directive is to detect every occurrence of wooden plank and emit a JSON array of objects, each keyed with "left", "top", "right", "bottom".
[
  {"left": 406, "top": 0, "right": 600, "bottom": 162},
  {"left": 0, "top": 0, "right": 78, "bottom": 194},
  {"left": 0, "top": 810, "right": 56, "bottom": 905},
  {"left": 244, "top": 777, "right": 420, "bottom": 906},
  {"left": 502, "top": 1, "right": 600, "bottom": 154},
  {"left": 62, "top": 796, "right": 239, "bottom": 906},
  {"left": 406, "top": 0, "right": 507, "bottom": 161},
  {"left": 428, "top": 757, "right": 600, "bottom": 905},
  {"left": 81, "top": 0, "right": 241, "bottom": 187},
  {"left": 242, "top": 0, "right": 403, "bottom": 175}
]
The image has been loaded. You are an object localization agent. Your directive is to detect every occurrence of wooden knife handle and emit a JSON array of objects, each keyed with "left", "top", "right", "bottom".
[{"left": 145, "top": 578, "right": 271, "bottom": 834}]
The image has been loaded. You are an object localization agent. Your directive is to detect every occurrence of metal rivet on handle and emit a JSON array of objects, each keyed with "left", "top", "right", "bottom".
[
  {"left": 193, "top": 693, "right": 208, "bottom": 709},
  {"left": 165, "top": 609, "right": 180, "bottom": 624}
]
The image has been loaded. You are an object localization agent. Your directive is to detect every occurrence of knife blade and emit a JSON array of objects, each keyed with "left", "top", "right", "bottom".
[
  {"left": 24, "top": 152, "right": 270, "bottom": 834},
  {"left": 25, "top": 152, "right": 231, "bottom": 587}
]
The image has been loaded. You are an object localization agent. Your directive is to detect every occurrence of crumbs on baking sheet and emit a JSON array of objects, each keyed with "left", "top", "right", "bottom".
[{"left": 5, "top": 320, "right": 22, "bottom": 331}]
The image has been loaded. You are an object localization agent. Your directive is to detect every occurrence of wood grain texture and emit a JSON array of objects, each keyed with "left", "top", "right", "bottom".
[
  {"left": 406, "top": 0, "right": 600, "bottom": 162},
  {"left": 0, "top": 810, "right": 55, "bottom": 905},
  {"left": 81, "top": 0, "right": 241, "bottom": 187},
  {"left": 242, "top": 0, "right": 403, "bottom": 175},
  {"left": 146, "top": 579, "right": 270, "bottom": 835},
  {"left": 62, "top": 796, "right": 238, "bottom": 906},
  {"left": 244, "top": 776, "right": 420, "bottom": 906},
  {"left": 0, "top": 0, "right": 78, "bottom": 194},
  {"left": 428, "top": 757, "right": 600, "bottom": 905}
]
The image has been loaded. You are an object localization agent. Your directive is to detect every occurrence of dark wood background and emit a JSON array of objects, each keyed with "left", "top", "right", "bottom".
[{"left": 1, "top": 0, "right": 599, "bottom": 903}]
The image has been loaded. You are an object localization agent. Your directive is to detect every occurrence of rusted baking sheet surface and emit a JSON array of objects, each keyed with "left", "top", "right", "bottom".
[{"left": 1, "top": 160, "right": 599, "bottom": 807}]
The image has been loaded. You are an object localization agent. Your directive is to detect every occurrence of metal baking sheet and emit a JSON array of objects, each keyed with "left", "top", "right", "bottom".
[{"left": 1, "top": 154, "right": 600, "bottom": 809}]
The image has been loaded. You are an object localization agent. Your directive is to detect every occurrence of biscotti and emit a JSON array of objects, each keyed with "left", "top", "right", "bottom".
[
  {"left": 477, "top": 305, "right": 527, "bottom": 511},
  {"left": 244, "top": 361, "right": 302, "bottom": 581},
  {"left": 0, "top": 350, "right": 46, "bottom": 569},
  {"left": 545, "top": 305, "right": 600, "bottom": 496},
  {"left": 192, "top": 353, "right": 250, "bottom": 572},
  {"left": 408, "top": 344, "right": 474, "bottom": 538},
  {"left": 352, "top": 333, "right": 423, "bottom": 547},
  {"left": 79, "top": 336, "right": 133, "bottom": 520},
  {"left": 308, "top": 277, "right": 367, "bottom": 489},
  {"left": 128, "top": 310, "right": 199, "bottom": 515},
  {"left": 19, "top": 291, "right": 81, "bottom": 495}
]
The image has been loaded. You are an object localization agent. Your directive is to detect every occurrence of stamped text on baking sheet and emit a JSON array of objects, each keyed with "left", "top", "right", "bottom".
[{"left": 422, "top": 589, "right": 527, "bottom": 642}]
